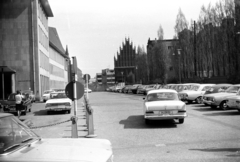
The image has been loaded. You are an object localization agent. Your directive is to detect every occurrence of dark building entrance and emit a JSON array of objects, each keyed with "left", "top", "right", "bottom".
[{"left": 0, "top": 66, "right": 16, "bottom": 100}]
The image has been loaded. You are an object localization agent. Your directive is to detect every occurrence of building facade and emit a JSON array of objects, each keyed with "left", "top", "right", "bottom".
[
  {"left": 147, "top": 38, "right": 178, "bottom": 83},
  {"left": 0, "top": 0, "right": 70, "bottom": 100},
  {"left": 114, "top": 38, "right": 136, "bottom": 84}
]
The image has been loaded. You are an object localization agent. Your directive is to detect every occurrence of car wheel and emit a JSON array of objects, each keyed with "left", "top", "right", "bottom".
[
  {"left": 210, "top": 105, "right": 217, "bottom": 109},
  {"left": 220, "top": 101, "right": 228, "bottom": 110},
  {"left": 145, "top": 119, "right": 150, "bottom": 125},
  {"left": 195, "top": 97, "right": 202, "bottom": 104},
  {"left": 179, "top": 119, "right": 184, "bottom": 124},
  {"left": 188, "top": 101, "right": 192, "bottom": 104}
]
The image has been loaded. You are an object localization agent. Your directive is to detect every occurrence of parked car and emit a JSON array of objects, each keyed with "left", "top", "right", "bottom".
[
  {"left": 1, "top": 93, "right": 32, "bottom": 115},
  {"left": 226, "top": 89, "right": 240, "bottom": 111},
  {"left": 42, "top": 90, "right": 54, "bottom": 102},
  {"left": 84, "top": 88, "right": 92, "bottom": 93},
  {"left": 45, "top": 92, "right": 72, "bottom": 114},
  {"left": 122, "top": 85, "right": 132, "bottom": 93},
  {"left": 144, "top": 84, "right": 158, "bottom": 95},
  {"left": 129, "top": 84, "right": 142, "bottom": 94},
  {"left": 136, "top": 85, "right": 147, "bottom": 94},
  {"left": 178, "top": 84, "right": 215, "bottom": 104},
  {"left": 143, "top": 89, "right": 187, "bottom": 124},
  {"left": 22, "top": 90, "right": 35, "bottom": 102},
  {"left": 204, "top": 84, "right": 232, "bottom": 95},
  {"left": 202, "top": 84, "right": 240, "bottom": 110},
  {"left": 0, "top": 113, "right": 114, "bottom": 162}
]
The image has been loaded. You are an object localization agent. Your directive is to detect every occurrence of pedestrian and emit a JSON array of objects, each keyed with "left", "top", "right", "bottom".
[{"left": 15, "top": 90, "right": 24, "bottom": 119}]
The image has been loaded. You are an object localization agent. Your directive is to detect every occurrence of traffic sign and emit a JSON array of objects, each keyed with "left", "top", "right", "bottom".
[
  {"left": 83, "top": 74, "right": 91, "bottom": 81},
  {"left": 65, "top": 81, "right": 84, "bottom": 100}
]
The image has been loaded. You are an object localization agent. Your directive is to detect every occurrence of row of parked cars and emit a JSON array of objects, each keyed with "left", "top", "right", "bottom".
[{"left": 107, "top": 83, "right": 240, "bottom": 112}]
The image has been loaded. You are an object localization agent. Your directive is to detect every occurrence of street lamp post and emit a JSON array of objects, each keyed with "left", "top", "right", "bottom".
[
  {"left": 177, "top": 49, "right": 182, "bottom": 83},
  {"left": 173, "top": 49, "right": 181, "bottom": 83},
  {"left": 121, "top": 71, "right": 123, "bottom": 83}
]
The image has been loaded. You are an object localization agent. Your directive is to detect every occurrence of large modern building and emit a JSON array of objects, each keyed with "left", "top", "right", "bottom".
[
  {"left": 114, "top": 38, "right": 136, "bottom": 84},
  {"left": 0, "top": 0, "right": 71, "bottom": 100}
]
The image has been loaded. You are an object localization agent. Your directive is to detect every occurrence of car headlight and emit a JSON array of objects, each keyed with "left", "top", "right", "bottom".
[
  {"left": 45, "top": 103, "right": 51, "bottom": 107},
  {"left": 211, "top": 98, "right": 215, "bottom": 102},
  {"left": 65, "top": 103, "right": 71, "bottom": 106}
]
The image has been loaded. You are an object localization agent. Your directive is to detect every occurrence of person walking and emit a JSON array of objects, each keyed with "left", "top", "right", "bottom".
[{"left": 15, "top": 90, "right": 24, "bottom": 118}]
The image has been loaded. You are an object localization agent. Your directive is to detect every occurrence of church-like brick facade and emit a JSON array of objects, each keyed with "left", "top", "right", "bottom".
[{"left": 114, "top": 38, "right": 136, "bottom": 84}]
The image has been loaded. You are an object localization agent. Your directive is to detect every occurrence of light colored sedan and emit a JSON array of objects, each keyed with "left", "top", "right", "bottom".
[
  {"left": 143, "top": 89, "right": 187, "bottom": 124},
  {"left": 42, "top": 90, "right": 54, "bottom": 102},
  {"left": 0, "top": 113, "right": 113, "bottom": 162},
  {"left": 45, "top": 92, "right": 72, "bottom": 114},
  {"left": 178, "top": 84, "right": 215, "bottom": 104},
  {"left": 226, "top": 89, "right": 240, "bottom": 111},
  {"left": 202, "top": 84, "right": 240, "bottom": 110}
]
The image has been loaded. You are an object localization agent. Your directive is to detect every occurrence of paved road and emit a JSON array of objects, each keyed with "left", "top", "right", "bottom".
[
  {"left": 90, "top": 92, "right": 240, "bottom": 162},
  {"left": 19, "top": 92, "right": 240, "bottom": 161}
]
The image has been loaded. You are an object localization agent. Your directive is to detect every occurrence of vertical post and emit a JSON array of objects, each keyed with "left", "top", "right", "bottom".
[
  {"left": 86, "top": 75, "right": 89, "bottom": 99},
  {"left": 194, "top": 21, "right": 197, "bottom": 76},
  {"left": 177, "top": 49, "right": 182, "bottom": 83},
  {"left": 71, "top": 57, "right": 78, "bottom": 138},
  {"left": 2, "top": 68, "right": 5, "bottom": 100}
]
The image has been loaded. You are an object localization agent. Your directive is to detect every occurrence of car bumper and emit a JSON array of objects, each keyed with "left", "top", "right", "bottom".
[
  {"left": 144, "top": 112, "right": 187, "bottom": 120},
  {"left": 203, "top": 100, "right": 218, "bottom": 106},
  {"left": 46, "top": 106, "right": 71, "bottom": 111}
]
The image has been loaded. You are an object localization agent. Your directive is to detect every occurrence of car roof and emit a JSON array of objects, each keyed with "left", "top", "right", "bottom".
[
  {"left": 148, "top": 89, "right": 177, "bottom": 94},
  {"left": 0, "top": 112, "right": 13, "bottom": 118}
]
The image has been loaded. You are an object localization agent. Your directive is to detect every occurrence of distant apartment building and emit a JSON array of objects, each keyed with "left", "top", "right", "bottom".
[
  {"left": 0, "top": 0, "right": 71, "bottom": 100},
  {"left": 97, "top": 69, "right": 115, "bottom": 85},
  {"left": 147, "top": 38, "right": 178, "bottom": 83}
]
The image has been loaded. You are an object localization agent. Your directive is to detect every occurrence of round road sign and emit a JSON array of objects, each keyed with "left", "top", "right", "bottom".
[{"left": 65, "top": 81, "right": 84, "bottom": 100}]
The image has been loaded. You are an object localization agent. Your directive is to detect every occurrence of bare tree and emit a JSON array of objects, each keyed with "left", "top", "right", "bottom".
[
  {"left": 157, "top": 24, "right": 164, "bottom": 40},
  {"left": 174, "top": 8, "right": 189, "bottom": 38}
]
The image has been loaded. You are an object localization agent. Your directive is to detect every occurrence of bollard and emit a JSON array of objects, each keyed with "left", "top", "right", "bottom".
[
  {"left": 71, "top": 116, "right": 78, "bottom": 138},
  {"left": 85, "top": 99, "right": 97, "bottom": 138}
]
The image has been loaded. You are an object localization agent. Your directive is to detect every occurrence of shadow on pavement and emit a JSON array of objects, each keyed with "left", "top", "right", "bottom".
[
  {"left": 33, "top": 110, "right": 69, "bottom": 116},
  {"left": 203, "top": 111, "right": 240, "bottom": 116},
  {"left": 189, "top": 147, "right": 240, "bottom": 157},
  {"left": 119, "top": 115, "right": 178, "bottom": 129}
]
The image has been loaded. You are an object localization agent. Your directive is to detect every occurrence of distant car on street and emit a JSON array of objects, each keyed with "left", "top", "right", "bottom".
[
  {"left": 143, "top": 89, "right": 187, "bottom": 124},
  {"left": 45, "top": 92, "right": 72, "bottom": 114},
  {"left": 0, "top": 113, "right": 114, "bottom": 162},
  {"left": 85, "top": 88, "right": 92, "bottom": 93},
  {"left": 42, "top": 90, "right": 54, "bottom": 102}
]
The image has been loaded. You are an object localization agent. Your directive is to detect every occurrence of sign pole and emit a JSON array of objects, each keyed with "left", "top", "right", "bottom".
[
  {"left": 71, "top": 57, "right": 78, "bottom": 138},
  {"left": 73, "top": 74, "right": 77, "bottom": 116},
  {"left": 86, "top": 75, "right": 89, "bottom": 99}
]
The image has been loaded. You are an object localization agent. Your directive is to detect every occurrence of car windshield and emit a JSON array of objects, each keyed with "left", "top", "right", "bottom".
[
  {"left": 191, "top": 85, "right": 200, "bottom": 91},
  {"left": 0, "top": 115, "right": 39, "bottom": 154},
  {"left": 225, "top": 86, "right": 240, "bottom": 93},
  {"left": 147, "top": 92, "right": 178, "bottom": 101},
  {"left": 8, "top": 94, "right": 16, "bottom": 101},
  {"left": 202, "top": 86, "right": 212, "bottom": 91},
  {"left": 50, "top": 93, "right": 67, "bottom": 99},
  {"left": 44, "top": 91, "right": 52, "bottom": 94}
]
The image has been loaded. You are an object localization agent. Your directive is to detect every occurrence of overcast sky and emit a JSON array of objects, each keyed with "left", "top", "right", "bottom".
[{"left": 48, "top": 0, "right": 219, "bottom": 78}]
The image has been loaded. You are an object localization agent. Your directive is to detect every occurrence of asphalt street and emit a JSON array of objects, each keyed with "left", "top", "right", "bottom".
[{"left": 15, "top": 92, "right": 240, "bottom": 162}]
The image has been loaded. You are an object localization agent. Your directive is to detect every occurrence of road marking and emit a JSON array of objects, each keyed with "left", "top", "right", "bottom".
[{"left": 155, "top": 144, "right": 166, "bottom": 147}]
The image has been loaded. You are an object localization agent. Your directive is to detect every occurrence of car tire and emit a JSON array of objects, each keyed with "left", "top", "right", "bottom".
[
  {"left": 195, "top": 97, "right": 202, "bottom": 104},
  {"left": 145, "top": 119, "right": 150, "bottom": 125},
  {"left": 220, "top": 101, "right": 228, "bottom": 110},
  {"left": 179, "top": 119, "right": 184, "bottom": 124},
  {"left": 210, "top": 105, "right": 217, "bottom": 109},
  {"left": 188, "top": 101, "right": 192, "bottom": 104}
]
